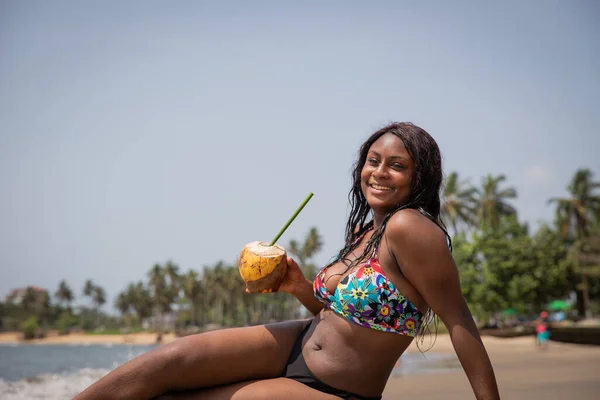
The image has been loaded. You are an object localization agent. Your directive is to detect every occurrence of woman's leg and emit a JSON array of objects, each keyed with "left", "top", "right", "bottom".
[
  {"left": 75, "top": 319, "right": 312, "bottom": 400},
  {"left": 155, "top": 378, "right": 341, "bottom": 400}
]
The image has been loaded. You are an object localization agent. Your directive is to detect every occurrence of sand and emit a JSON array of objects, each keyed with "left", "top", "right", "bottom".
[
  {"left": 385, "top": 334, "right": 600, "bottom": 399},
  {"left": 1, "top": 331, "right": 599, "bottom": 399},
  {"left": 0, "top": 331, "right": 177, "bottom": 345}
]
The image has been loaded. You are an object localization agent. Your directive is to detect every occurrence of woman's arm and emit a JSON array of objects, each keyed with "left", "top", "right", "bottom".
[
  {"left": 279, "top": 257, "right": 324, "bottom": 316},
  {"left": 386, "top": 210, "right": 500, "bottom": 400}
]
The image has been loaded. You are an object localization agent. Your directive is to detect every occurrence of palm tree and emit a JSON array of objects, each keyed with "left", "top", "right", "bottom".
[
  {"left": 38, "top": 291, "right": 52, "bottom": 332},
  {"left": 80, "top": 279, "right": 96, "bottom": 329},
  {"left": 549, "top": 169, "right": 600, "bottom": 240},
  {"left": 441, "top": 172, "right": 477, "bottom": 235},
  {"left": 83, "top": 279, "right": 95, "bottom": 307},
  {"left": 92, "top": 286, "right": 106, "bottom": 327},
  {"left": 211, "top": 262, "right": 228, "bottom": 325},
  {"left": 568, "top": 234, "right": 600, "bottom": 318},
  {"left": 115, "top": 291, "right": 132, "bottom": 330},
  {"left": 288, "top": 227, "right": 323, "bottom": 279},
  {"left": 148, "top": 263, "right": 168, "bottom": 331},
  {"left": 55, "top": 280, "right": 74, "bottom": 310},
  {"left": 21, "top": 287, "right": 39, "bottom": 314},
  {"left": 115, "top": 291, "right": 131, "bottom": 316},
  {"left": 229, "top": 265, "right": 249, "bottom": 325},
  {"left": 474, "top": 174, "right": 517, "bottom": 228},
  {"left": 202, "top": 261, "right": 241, "bottom": 326},
  {"left": 164, "top": 260, "right": 181, "bottom": 330},
  {"left": 164, "top": 261, "right": 181, "bottom": 291},
  {"left": 164, "top": 261, "right": 181, "bottom": 318},
  {"left": 221, "top": 265, "right": 243, "bottom": 326},
  {"left": 128, "top": 282, "right": 152, "bottom": 325},
  {"left": 182, "top": 270, "right": 201, "bottom": 327},
  {"left": 549, "top": 169, "right": 600, "bottom": 318},
  {"left": 92, "top": 286, "right": 106, "bottom": 309}
]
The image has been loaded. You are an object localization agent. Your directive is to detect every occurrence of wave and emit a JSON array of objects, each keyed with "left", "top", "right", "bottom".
[{"left": 0, "top": 368, "right": 110, "bottom": 400}]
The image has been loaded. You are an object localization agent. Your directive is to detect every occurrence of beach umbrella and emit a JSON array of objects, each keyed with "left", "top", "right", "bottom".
[
  {"left": 502, "top": 308, "right": 518, "bottom": 317},
  {"left": 548, "top": 300, "right": 571, "bottom": 311}
]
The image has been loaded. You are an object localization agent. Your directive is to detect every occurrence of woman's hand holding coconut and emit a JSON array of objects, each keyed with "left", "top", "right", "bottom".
[
  {"left": 240, "top": 248, "right": 326, "bottom": 316},
  {"left": 240, "top": 255, "right": 306, "bottom": 295},
  {"left": 277, "top": 257, "right": 308, "bottom": 294}
]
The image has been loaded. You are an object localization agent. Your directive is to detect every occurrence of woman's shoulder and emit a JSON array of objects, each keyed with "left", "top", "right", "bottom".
[
  {"left": 384, "top": 209, "right": 453, "bottom": 281},
  {"left": 385, "top": 208, "right": 448, "bottom": 251}
]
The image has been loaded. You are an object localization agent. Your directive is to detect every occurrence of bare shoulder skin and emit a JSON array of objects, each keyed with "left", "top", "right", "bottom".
[{"left": 385, "top": 208, "right": 500, "bottom": 400}]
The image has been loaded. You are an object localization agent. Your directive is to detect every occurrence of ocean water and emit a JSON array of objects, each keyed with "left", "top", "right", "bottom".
[
  {"left": 0, "top": 343, "right": 156, "bottom": 399},
  {"left": 0, "top": 343, "right": 460, "bottom": 399}
]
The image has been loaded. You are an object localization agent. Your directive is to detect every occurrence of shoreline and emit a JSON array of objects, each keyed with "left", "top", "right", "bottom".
[{"left": 0, "top": 331, "right": 177, "bottom": 346}]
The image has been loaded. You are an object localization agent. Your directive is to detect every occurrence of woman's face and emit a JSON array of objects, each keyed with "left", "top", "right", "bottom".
[{"left": 360, "top": 133, "right": 414, "bottom": 214}]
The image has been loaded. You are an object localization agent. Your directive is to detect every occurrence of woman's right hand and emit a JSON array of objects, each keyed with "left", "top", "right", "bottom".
[{"left": 278, "top": 256, "right": 308, "bottom": 295}]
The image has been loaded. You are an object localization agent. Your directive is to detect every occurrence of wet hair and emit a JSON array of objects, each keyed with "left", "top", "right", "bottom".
[{"left": 334, "top": 122, "right": 451, "bottom": 347}]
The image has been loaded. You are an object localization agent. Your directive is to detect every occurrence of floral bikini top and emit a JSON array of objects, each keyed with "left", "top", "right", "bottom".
[{"left": 313, "top": 229, "right": 423, "bottom": 336}]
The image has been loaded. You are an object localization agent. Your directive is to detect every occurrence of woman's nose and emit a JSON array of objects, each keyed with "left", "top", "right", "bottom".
[{"left": 373, "top": 165, "right": 389, "bottom": 179}]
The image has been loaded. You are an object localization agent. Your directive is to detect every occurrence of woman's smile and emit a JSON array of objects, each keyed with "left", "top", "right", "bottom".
[{"left": 367, "top": 181, "right": 395, "bottom": 193}]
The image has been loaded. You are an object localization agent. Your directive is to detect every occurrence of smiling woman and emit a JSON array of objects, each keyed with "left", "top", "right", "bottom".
[
  {"left": 75, "top": 122, "right": 499, "bottom": 400},
  {"left": 361, "top": 135, "right": 414, "bottom": 211}
]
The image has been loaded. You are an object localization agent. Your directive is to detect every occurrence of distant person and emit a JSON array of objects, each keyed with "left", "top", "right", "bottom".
[
  {"left": 75, "top": 122, "right": 499, "bottom": 400},
  {"left": 535, "top": 311, "right": 551, "bottom": 350}
]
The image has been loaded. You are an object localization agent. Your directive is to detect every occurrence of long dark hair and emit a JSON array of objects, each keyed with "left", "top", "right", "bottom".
[{"left": 335, "top": 122, "right": 451, "bottom": 343}]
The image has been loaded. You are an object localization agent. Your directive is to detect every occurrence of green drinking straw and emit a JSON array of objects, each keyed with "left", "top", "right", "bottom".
[{"left": 269, "top": 192, "right": 314, "bottom": 246}]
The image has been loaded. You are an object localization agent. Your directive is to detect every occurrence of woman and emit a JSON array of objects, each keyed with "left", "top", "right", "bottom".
[{"left": 76, "top": 122, "right": 499, "bottom": 400}]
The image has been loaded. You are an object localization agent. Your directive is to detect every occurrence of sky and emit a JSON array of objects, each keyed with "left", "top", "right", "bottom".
[{"left": 1, "top": 1, "right": 599, "bottom": 311}]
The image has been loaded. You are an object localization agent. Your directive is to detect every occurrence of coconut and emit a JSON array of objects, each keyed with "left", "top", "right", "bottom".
[{"left": 238, "top": 241, "right": 287, "bottom": 293}]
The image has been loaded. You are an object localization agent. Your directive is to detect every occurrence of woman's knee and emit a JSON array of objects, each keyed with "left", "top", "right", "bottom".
[{"left": 151, "top": 334, "right": 203, "bottom": 372}]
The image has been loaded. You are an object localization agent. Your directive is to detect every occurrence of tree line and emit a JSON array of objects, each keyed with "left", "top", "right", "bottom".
[
  {"left": 1, "top": 279, "right": 107, "bottom": 338},
  {"left": 1, "top": 169, "right": 598, "bottom": 337},
  {"left": 444, "top": 169, "right": 600, "bottom": 320}
]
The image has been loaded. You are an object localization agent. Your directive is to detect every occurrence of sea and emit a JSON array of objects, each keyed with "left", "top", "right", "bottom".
[{"left": 0, "top": 343, "right": 460, "bottom": 399}]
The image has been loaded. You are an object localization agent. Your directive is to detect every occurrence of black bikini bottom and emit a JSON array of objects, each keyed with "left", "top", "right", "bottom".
[{"left": 282, "top": 323, "right": 382, "bottom": 400}]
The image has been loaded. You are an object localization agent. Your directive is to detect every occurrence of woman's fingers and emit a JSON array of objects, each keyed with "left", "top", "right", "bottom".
[{"left": 287, "top": 256, "right": 300, "bottom": 270}]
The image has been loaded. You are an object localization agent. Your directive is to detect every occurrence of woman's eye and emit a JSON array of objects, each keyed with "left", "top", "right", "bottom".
[
  {"left": 368, "top": 158, "right": 379, "bottom": 165},
  {"left": 391, "top": 163, "right": 404, "bottom": 170}
]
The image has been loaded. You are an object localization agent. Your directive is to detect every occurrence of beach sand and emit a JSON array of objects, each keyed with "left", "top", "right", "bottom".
[
  {"left": 1, "top": 331, "right": 599, "bottom": 399},
  {"left": 0, "top": 331, "right": 177, "bottom": 345},
  {"left": 385, "top": 334, "right": 600, "bottom": 399}
]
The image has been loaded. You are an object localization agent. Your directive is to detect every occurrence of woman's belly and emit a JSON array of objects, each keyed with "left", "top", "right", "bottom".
[{"left": 302, "top": 308, "right": 414, "bottom": 396}]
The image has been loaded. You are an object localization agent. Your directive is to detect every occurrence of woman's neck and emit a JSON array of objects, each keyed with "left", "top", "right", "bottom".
[{"left": 372, "top": 211, "right": 387, "bottom": 230}]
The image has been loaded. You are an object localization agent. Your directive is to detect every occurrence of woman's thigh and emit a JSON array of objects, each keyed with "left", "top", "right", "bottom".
[
  {"left": 164, "top": 318, "right": 312, "bottom": 390},
  {"left": 157, "top": 378, "right": 341, "bottom": 400},
  {"left": 75, "top": 319, "right": 313, "bottom": 400}
]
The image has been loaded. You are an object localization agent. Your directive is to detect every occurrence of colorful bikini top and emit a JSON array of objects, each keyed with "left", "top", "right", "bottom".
[{"left": 313, "top": 229, "right": 423, "bottom": 336}]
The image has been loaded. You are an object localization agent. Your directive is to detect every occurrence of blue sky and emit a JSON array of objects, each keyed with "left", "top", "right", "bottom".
[{"left": 1, "top": 1, "right": 599, "bottom": 310}]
